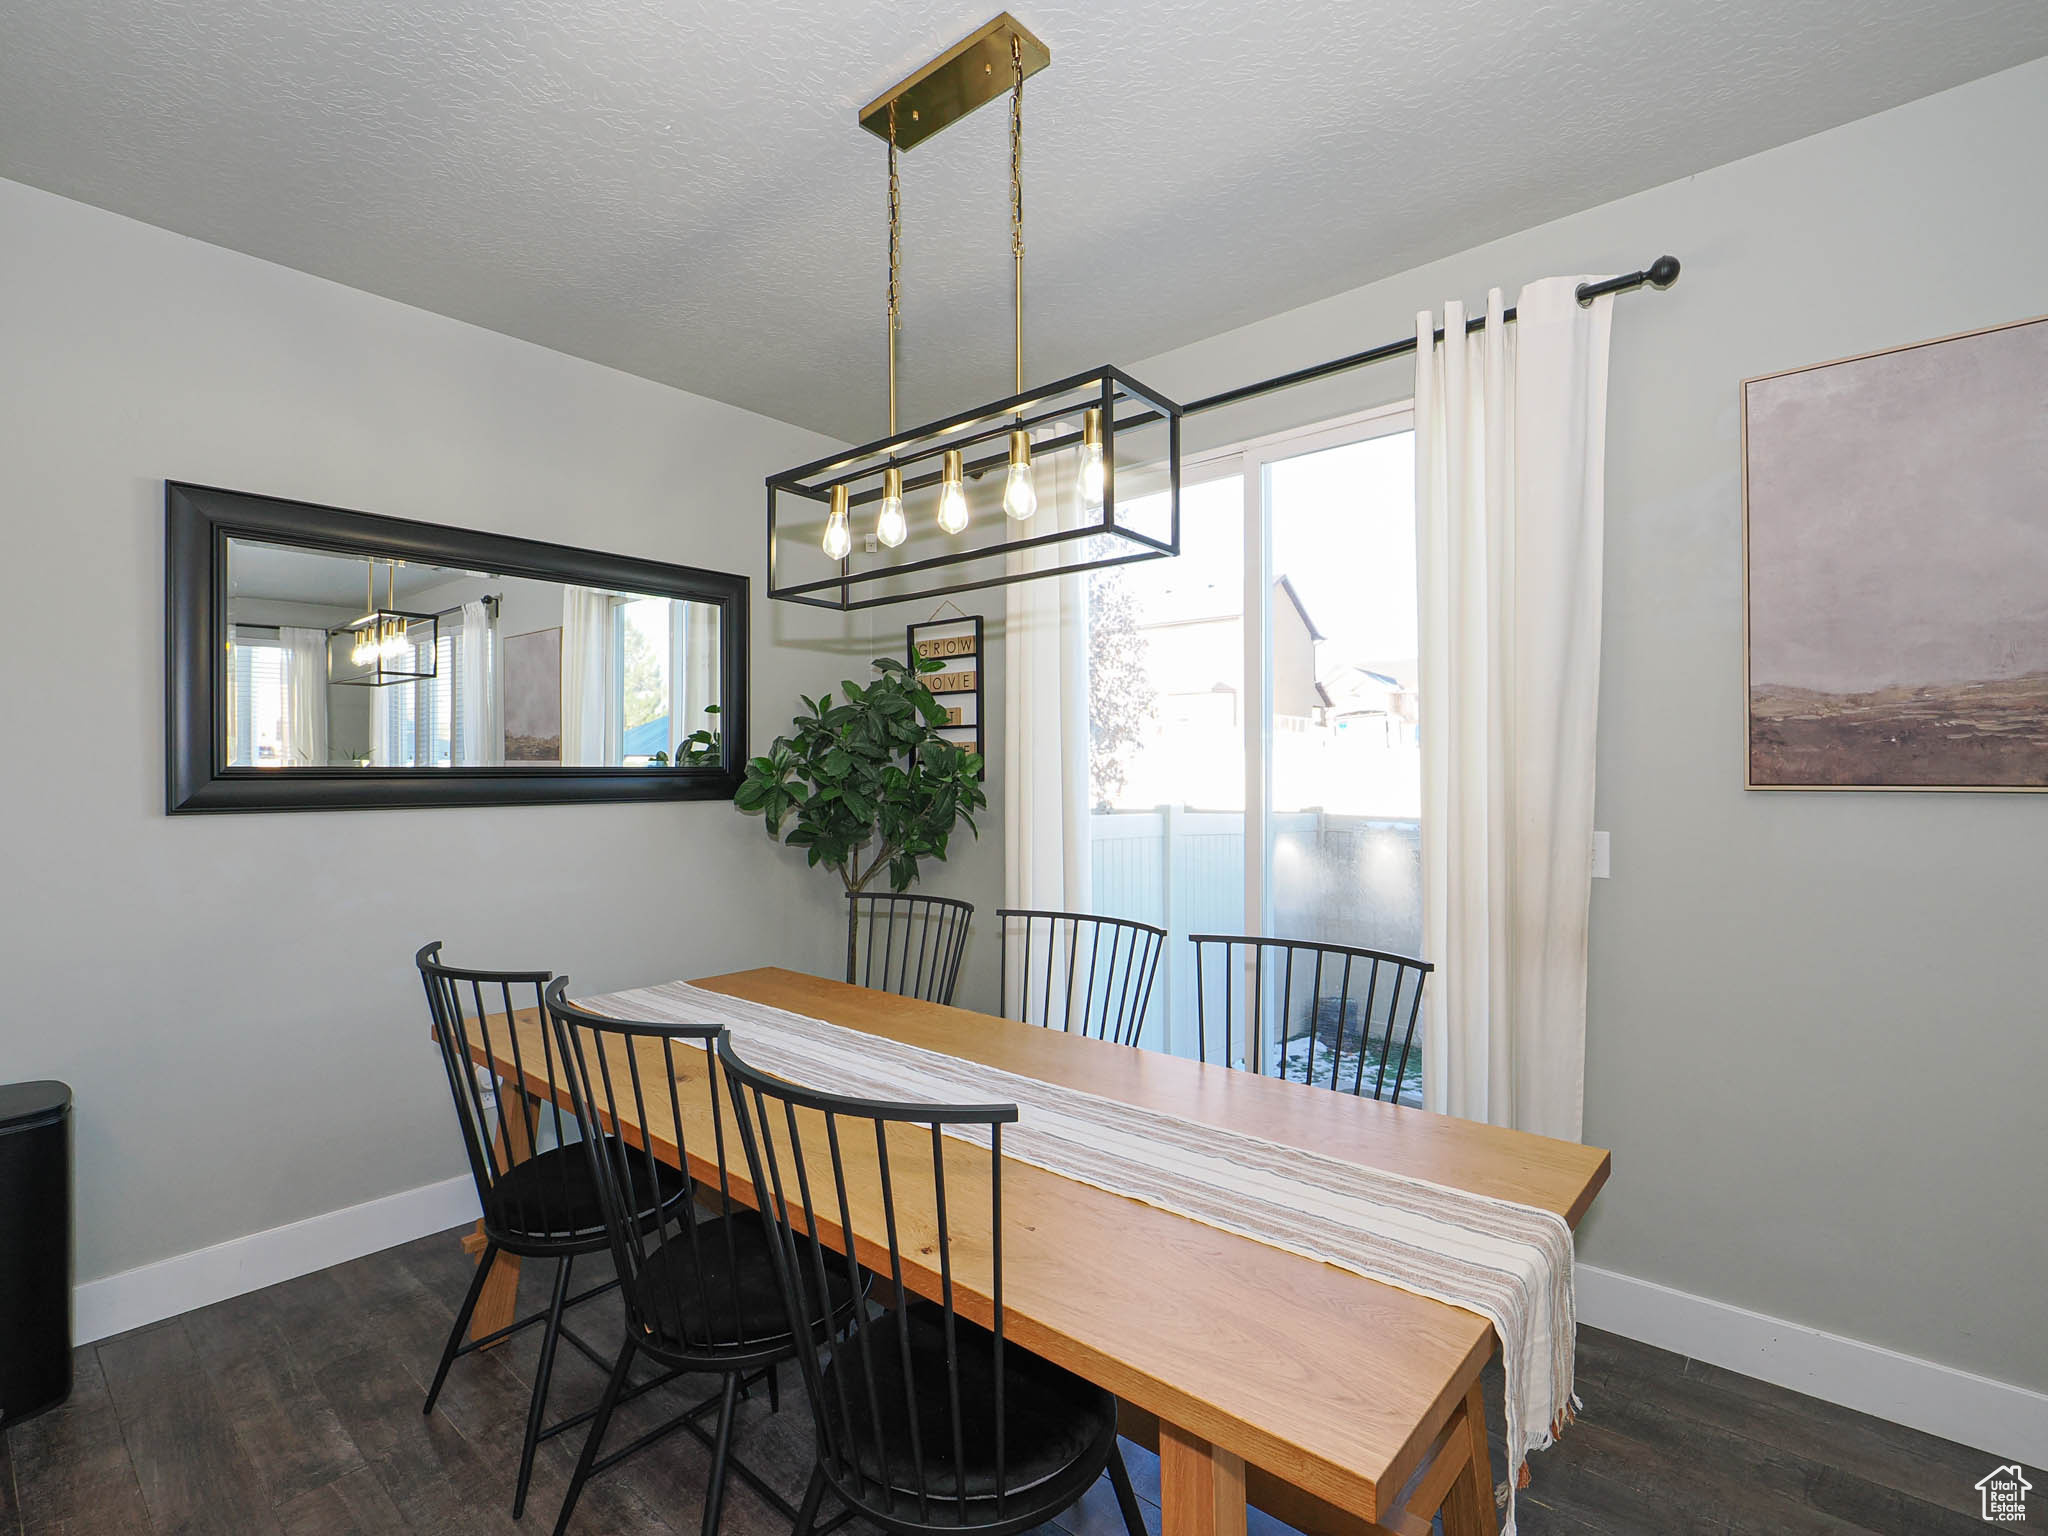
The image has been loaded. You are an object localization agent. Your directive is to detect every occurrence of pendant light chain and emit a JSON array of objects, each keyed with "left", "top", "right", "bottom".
[
  {"left": 1010, "top": 32, "right": 1025, "bottom": 394},
  {"left": 887, "top": 100, "right": 902, "bottom": 436}
]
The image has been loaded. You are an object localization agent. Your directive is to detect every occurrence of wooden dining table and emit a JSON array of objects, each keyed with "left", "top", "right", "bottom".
[{"left": 454, "top": 967, "right": 1608, "bottom": 1536}]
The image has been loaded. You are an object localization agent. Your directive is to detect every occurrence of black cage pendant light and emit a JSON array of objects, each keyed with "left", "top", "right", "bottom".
[
  {"left": 767, "top": 12, "right": 1182, "bottom": 611},
  {"left": 328, "top": 557, "right": 436, "bottom": 687}
]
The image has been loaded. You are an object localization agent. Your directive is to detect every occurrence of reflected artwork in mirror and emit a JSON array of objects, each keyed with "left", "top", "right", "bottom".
[{"left": 167, "top": 483, "right": 747, "bottom": 811}]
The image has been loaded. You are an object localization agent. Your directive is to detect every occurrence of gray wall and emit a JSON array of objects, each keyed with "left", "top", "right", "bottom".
[
  {"left": 0, "top": 174, "right": 858, "bottom": 1287},
  {"left": 954, "top": 57, "right": 2048, "bottom": 1391}
]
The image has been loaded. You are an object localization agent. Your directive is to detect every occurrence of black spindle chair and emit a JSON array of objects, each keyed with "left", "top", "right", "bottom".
[
  {"left": 997, "top": 909, "right": 1166, "bottom": 1046},
  {"left": 544, "top": 982, "right": 866, "bottom": 1536},
  {"left": 716, "top": 1033, "right": 1149, "bottom": 1536},
  {"left": 847, "top": 892, "right": 974, "bottom": 1005},
  {"left": 1187, "top": 935, "right": 1433, "bottom": 1104},
  {"left": 415, "top": 943, "right": 693, "bottom": 1518}
]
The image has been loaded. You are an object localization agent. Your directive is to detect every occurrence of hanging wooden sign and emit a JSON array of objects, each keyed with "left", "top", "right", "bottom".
[{"left": 907, "top": 615, "right": 984, "bottom": 773}]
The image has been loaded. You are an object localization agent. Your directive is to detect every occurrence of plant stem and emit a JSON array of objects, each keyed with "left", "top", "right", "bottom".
[{"left": 842, "top": 839, "right": 900, "bottom": 895}]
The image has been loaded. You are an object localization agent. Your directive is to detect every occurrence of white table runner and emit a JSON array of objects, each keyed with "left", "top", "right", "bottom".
[{"left": 586, "top": 979, "right": 1575, "bottom": 1532}]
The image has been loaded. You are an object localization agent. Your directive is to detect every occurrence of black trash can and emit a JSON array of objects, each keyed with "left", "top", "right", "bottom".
[{"left": 0, "top": 1080, "right": 72, "bottom": 1425}]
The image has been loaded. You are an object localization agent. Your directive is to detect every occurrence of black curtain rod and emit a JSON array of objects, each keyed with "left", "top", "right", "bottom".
[
  {"left": 242, "top": 593, "right": 502, "bottom": 640},
  {"left": 1180, "top": 256, "right": 1681, "bottom": 417}
]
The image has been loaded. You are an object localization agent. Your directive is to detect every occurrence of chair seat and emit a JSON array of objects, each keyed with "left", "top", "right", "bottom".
[
  {"left": 635, "top": 1215, "right": 856, "bottom": 1353},
  {"left": 481, "top": 1137, "right": 687, "bottom": 1242},
  {"left": 825, "top": 1301, "right": 1116, "bottom": 1510}
]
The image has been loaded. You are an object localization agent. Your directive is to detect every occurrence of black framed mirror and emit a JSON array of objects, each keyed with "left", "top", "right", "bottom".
[{"left": 166, "top": 482, "right": 747, "bottom": 812}]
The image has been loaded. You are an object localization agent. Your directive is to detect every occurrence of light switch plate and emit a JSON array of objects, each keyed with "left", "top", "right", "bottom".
[{"left": 1592, "top": 830, "right": 1610, "bottom": 879}]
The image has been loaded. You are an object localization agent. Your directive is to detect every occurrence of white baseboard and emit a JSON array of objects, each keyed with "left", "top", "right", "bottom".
[
  {"left": 72, "top": 1174, "right": 480, "bottom": 1345},
  {"left": 1577, "top": 1262, "right": 2048, "bottom": 1467}
]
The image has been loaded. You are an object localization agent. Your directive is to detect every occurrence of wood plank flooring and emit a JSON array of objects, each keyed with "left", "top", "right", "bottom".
[{"left": 0, "top": 1227, "right": 2022, "bottom": 1536}]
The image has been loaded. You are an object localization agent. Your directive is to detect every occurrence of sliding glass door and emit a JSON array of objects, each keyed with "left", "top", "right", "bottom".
[
  {"left": 1085, "top": 468, "right": 1245, "bottom": 1056},
  {"left": 1084, "top": 405, "right": 1419, "bottom": 1088}
]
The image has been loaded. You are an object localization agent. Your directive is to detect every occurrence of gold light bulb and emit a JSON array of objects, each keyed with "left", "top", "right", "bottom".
[
  {"left": 822, "top": 483, "right": 853, "bottom": 561},
  {"left": 1077, "top": 409, "right": 1105, "bottom": 510},
  {"left": 1002, "top": 429, "right": 1037, "bottom": 521},
  {"left": 876, "top": 466, "right": 907, "bottom": 548},
  {"left": 936, "top": 448, "right": 969, "bottom": 534}
]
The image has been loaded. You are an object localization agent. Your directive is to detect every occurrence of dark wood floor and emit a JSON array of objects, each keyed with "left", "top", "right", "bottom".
[{"left": 0, "top": 1227, "right": 2018, "bottom": 1536}]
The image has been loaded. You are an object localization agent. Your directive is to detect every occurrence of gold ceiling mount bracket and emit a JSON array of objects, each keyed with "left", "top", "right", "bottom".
[{"left": 858, "top": 12, "right": 1049, "bottom": 153}]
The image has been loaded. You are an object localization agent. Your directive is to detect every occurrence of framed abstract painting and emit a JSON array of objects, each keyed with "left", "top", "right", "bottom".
[{"left": 1743, "top": 313, "right": 2048, "bottom": 789}]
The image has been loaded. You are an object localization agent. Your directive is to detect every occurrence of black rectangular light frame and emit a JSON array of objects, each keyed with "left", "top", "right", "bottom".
[
  {"left": 767, "top": 364, "right": 1182, "bottom": 612},
  {"left": 327, "top": 610, "right": 439, "bottom": 687}
]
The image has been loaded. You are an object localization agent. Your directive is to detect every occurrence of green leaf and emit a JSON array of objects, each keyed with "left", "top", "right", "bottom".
[{"left": 734, "top": 648, "right": 984, "bottom": 906}]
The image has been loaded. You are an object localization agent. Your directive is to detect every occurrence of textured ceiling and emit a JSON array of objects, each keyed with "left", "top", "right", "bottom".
[
  {"left": 3, "top": 1, "right": 2044, "bottom": 441},
  {"left": 228, "top": 542, "right": 464, "bottom": 606}
]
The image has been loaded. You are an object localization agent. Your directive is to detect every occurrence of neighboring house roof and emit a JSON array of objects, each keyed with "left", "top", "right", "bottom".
[
  {"left": 622, "top": 714, "right": 669, "bottom": 755},
  {"left": 1321, "top": 662, "right": 1409, "bottom": 714},
  {"left": 1275, "top": 574, "right": 1325, "bottom": 641}
]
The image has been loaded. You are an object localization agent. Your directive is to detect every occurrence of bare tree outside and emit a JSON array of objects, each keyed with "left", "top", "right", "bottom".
[{"left": 1088, "top": 568, "right": 1157, "bottom": 810}]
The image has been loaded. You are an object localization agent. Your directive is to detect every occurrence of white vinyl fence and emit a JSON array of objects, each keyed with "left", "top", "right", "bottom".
[{"left": 1088, "top": 808, "right": 1422, "bottom": 1061}]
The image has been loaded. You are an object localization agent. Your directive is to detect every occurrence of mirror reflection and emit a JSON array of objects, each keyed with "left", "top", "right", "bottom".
[{"left": 223, "top": 538, "right": 723, "bottom": 770}]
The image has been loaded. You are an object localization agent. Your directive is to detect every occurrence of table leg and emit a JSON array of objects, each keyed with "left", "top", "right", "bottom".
[
  {"left": 462, "top": 1084, "right": 535, "bottom": 1345},
  {"left": 461, "top": 1224, "right": 521, "bottom": 1345},
  {"left": 1160, "top": 1421, "right": 1247, "bottom": 1536},
  {"left": 1437, "top": 1380, "right": 1496, "bottom": 1536}
]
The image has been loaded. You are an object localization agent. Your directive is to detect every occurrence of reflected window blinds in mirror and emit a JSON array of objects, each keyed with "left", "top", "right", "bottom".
[
  {"left": 907, "top": 616, "right": 984, "bottom": 769},
  {"left": 170, "top": 483, "right": 747, "bottom": 812}
]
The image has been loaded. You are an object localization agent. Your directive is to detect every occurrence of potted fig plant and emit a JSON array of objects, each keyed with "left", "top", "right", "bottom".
[{"left": 735, "top": 655, "right": 987, "bottom": 962}]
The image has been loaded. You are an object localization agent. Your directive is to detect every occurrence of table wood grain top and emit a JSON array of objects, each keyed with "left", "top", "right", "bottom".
[{"left": 479, "top": 966, "right": 1608, "bottom": 1525}]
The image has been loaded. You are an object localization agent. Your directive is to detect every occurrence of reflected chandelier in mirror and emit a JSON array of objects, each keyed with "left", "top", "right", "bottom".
[{"left": 166, "top": 482, "right": 747, "bottom": 812}]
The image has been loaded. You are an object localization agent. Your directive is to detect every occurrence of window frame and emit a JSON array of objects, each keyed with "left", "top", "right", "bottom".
[
  {"left": 1089, "top": 402, "right": 1418, "bottom": 1055},
  {"left": 226, "top": 628, "right": 290, "bottom": 769},
  {"left": 1237, "top": 401, "right": 1417, "bottom": 940}
]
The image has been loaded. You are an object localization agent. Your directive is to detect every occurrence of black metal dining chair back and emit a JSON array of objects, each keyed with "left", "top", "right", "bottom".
[
  {"left": 543, "top": 986, "right": 756, "bottom": 1361},
  {"left": 542, "top": 982, "right": 837, "bottom": 1536},
  {"left": 417, "top": 942, "right": 582, "bottom": 1250},
  {"left": 997, "top": 909, "right": 1166, "bottom": 1045},
  {"left": 1188, "top": 935, "right": 1433, "bottom": 1104},
  {"left": 719, "top": 1033, "right": 1141, "bottom": 1536},
  {"left": 416, "top": 942, "right": 652, "bottom": 1521},
  {"left": 719, "top": 1032, "right": 1014, "bottom": 1526},
  {"left": 848, "top": 891, "right": 975, "bottom": 1005}
]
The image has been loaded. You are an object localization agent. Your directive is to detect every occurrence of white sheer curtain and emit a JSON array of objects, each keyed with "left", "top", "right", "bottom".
[
  {"left": 369, "top": 680, "right": 392, "bottom": 765},
  {"left": 560, "top": 587, "right": 614, "bottom": 767},
  {"left": 1003, "top": 445, "right": 1093, "bottom": 1012},
  {"left": 1415, "top": 276, "right": 1613, "bottom": 1141},
  {"left": 279, "top": 626, "right": 329, "bottom": 767},
  {"left": 679, "top": 600, "right": 720, "bottom": 748},
  {"left": 457, "top": 599, "right": 502, "bottom": 765}
]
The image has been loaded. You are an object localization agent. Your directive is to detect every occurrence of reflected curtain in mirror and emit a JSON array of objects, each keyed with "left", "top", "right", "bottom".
[{"left": 561, "top": 587, "right": 613, "bottom": 768}]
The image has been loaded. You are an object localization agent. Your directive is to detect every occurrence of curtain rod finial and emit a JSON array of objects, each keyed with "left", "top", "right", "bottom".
[{"left": 1647, "top": 254, "right": 1681, "bottom": 289}]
